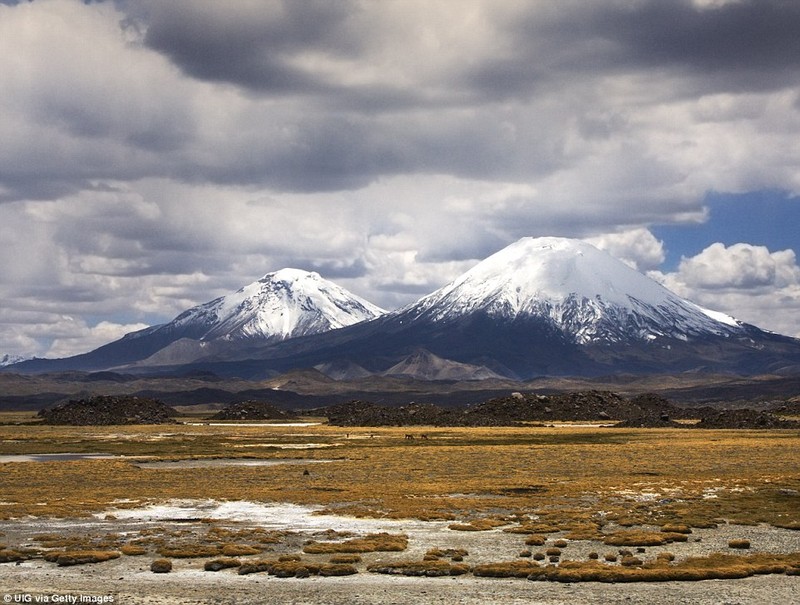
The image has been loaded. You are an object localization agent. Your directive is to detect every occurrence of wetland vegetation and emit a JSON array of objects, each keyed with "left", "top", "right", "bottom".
[{"left": 0, "top": 412, "right": 798, "bottom": 597}]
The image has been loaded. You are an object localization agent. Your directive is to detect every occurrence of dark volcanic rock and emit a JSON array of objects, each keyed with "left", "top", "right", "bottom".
[
  {"left": 693, "top": 408, "right": 800, "bottom": 429},
  {"left": 211, "top": 400, "right": 297, "bottom": 421},
  {"left": 320, "top": 390, "right": 689, "bottom": 427},
  {"left": 773, "top": 399, "right": 800, "bottom": 417},
  {"left": 465, "top": 390, "right": 673, "bottom": 424},
  {"left": 613, "top": 393, "right": 685, "bottom": 427},
  {"left": 461, "top": 393, "right": 546, "bottom": 424},
  {"left": 319, "top": 400, "right": 395, "bottom": 426},
  {"left": 628, "top": 393, "right": 681, "bottom": 416},
  {"left": 320, "top": 400, "right": 462, "bottom": 427},
  {"left": 38, "top": 395, "right": 178, "bottom": 425}
]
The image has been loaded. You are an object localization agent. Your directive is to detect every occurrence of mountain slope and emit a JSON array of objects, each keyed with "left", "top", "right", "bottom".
[
  {"left": 0, "top": 354, "right": 26, "bottom": 368},
  {"left": 401, "top": 237, "right": 744, "bottom": 345},
  {"left": 167, "top": 268, "right": 384, "bottom": 342},
  {"left": 382, "top": 349, "right": 506, "bottom": 381},
  {"left": 186, "top": 237, "right": 800, "bottom": 379},
  {"left": 11, "top": 269, "right": 385, "bottom": 373},
  {"left": 10, "top": 237, "right": 800, "bottom": 379}
]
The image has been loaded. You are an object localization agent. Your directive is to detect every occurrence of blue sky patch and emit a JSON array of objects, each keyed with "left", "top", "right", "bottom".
[{"left": 653, "top": 190, "right": 800, "bottom": 270}]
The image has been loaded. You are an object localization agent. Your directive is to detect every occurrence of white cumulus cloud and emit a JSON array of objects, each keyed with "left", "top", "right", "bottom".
[{"left": 652, "top": 243, "right": 800, "bottom": 337}]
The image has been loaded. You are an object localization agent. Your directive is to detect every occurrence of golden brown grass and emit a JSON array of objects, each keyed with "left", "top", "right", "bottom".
[
  {"left": 468, "top": 552, "right": 800, "bottom": 583},
  {"left": 150, "top": 558, "right": 172, "bottom": 573},
  {"left": 33, "top": 532, "right": 124, "bottom": 550},
  {"left": 0, "top": 548, "right": 29, "bottom": 563},
  {"left": 204, "top": 557, "right": 242, "bottom": 571},
  {"left": 328, "top": 554, "right": 362, "bottom": 564},
  {"left": 661, "top": 524, "right": 692, "bottom": 534},
  {"left": 603, "top": 530, "right": 689, "bottom": 547},
  {"left": 425, "top": 547, "right": 468, "bottom": 560},
  {"left": 472, "top": 560, "right": 541, "bottom": 578},
  {"left": 0, "top": 424, "right": 795, "bottom": 529},
  {"left": 368, "top": 559, "right": 470, "bottom": 577},
  {"left": 233, "top": 557, "right": 357, "bottom": 577},
  {"left": 43, "top": 550, "right": 121, "bottom": 566},
  {"left": 524, "top": 552, "right": 800, "bottom": 583},
  {"left": 120, "top": 544, "right": 147, "bottom": 556},
  {"left": 318, "top": 563, "right": 359, "bottom": 576},
  {"left": 237, "top": 559, "right": 276, "bottom": 575},
  {"left": 303, "top": 532, "right": 408, "bottom": 554},
  {"left": 156, "top": 544, "right": 222, "bottom": 558},
  {"left": 220, "top": 543, "right": 262, "bottom": 556},
  {"left": 205, "top": 526, "right": 285, "bottom": 545},
  {"left": 523, "top": 534, "right": 547, "bottom": 546},
  {"left": 1, "top": 420, "right": 798, "bottom": 581}
]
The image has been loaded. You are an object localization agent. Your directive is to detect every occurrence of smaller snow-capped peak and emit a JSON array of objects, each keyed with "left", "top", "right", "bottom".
[
  {"left": 171, "top": 268, "right": 385, "bottom": 342},
  {"left": 0, "top": 353, "right": 27, "bottom": 367},
  {"left": 404, "top": 236, "right": 745, "bottom": 344}
]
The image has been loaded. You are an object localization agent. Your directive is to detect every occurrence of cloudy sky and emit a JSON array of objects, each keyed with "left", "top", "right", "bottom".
[{"left": 1, "top": 0, "right": 799, "bottom": 359}]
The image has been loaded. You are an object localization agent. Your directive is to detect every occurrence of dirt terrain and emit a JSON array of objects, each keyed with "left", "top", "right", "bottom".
[
  {"left": 2, "top": 503, "right": 799, "bottom": 605},
  {"left": 4, "top": 558, "right": 799, "bottom": 605}
]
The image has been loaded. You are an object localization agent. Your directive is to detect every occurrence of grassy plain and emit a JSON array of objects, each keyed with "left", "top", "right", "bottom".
[
  {"left": 1, "top": 415, "right": 799, "bottom": 589},
  {"left": 0, "top": 415, "right": 798, "bottom": 532}
]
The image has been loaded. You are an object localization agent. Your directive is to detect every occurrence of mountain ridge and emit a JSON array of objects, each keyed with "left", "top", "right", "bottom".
[
  {"left": 7, "top": 237, "right": 800, "bottom": 379},
  {"left": 177, "top": 237, "right": 800, "bottom": 379},
  {"left": 10, "top": 268, "right": 385, "bottom": 374}
]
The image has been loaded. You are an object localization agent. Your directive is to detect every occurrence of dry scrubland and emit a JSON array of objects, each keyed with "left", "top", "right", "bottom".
[{"left": 0, "top": 414, "right": 799, "bottom": 603}]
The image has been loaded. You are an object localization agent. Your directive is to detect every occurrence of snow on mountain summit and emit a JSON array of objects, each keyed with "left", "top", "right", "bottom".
[
  {"left": 404, "top": 236, "right": 744, "bottom": 344},
  {"left": 0, "top": 353, "right": 26, "bottom": 367},
  {"left": 170, "top": 268, "right": 385, "bottom": 343}
]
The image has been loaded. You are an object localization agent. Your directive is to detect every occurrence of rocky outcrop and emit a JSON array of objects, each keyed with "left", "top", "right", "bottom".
[
  {"left": 318, "top": 391, "right": 681, "bottom": 427},
  {"left": 464, "top": 390, "right": 681, "bottom": 424},
  {"left": 316, "top": 391, "right": 800, "bottom": 429},
  {"left": 211, "top": 400, "right": 297, "bottom": 421},
  {"left": 692, "top": 409, "right": 800, "bottom": 429},
  {"left": 319, "top": 401, "right": 462, "bottom": 427},
  {"left": 38, "top": 395, "right": 178, "bottom": 425}
]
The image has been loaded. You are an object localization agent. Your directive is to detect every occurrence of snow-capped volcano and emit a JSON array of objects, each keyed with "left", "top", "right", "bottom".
[
  {"left": 10, "top": 238, "right": 800, "bottom": 378},
  {"left": 169, "top": 268, "right": 384, "bottom": 342},
  {"left": 11, "top": 269, "right": 385, "bottom": 373},
  {"left": 0, "top": 354, "right": 26, "bottom": 368},
  {"left": 403, "top": 236, "right": 743, "bottom": 345},
  {"left": 212, "top": 236, "right": 799, "bottom": 379}
]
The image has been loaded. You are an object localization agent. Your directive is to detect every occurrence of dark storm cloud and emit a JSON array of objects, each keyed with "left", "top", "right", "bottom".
[
  {"left": 3, "top": 0, "right": 800, "bottom": 357},
  {"left": 143, "top": 0, "right": 361, "bottom": 93},
  {"left": 594, "top": 1, "right": 800, "bottom": 72},
  {"left": 189, "top": 117, "right": 411, "bottom": 192},
  {"left": 467, "top": 0, "right": 800, "bottom": 99}
]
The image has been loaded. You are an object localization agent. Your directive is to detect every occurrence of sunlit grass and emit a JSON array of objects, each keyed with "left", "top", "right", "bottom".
[
  {"left": 0, "top": 420, "right": 798, "bottom": 535},
  {"left": 303, "top": 532, "right": 408, "bottom": 554}
]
